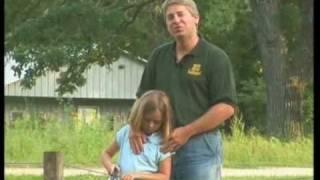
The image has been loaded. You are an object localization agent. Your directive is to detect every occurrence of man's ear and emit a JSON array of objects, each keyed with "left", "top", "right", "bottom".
[{"left": 195, "top": 16, "right": 200, "bottom": 28}]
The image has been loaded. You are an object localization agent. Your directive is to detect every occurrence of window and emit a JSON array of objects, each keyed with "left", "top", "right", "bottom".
[{"left": 77, "top": 106, "right": 99, "bottom": 124}]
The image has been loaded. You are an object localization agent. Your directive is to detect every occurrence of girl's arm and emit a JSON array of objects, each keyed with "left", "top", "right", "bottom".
[
  {"left": 122, "top": 157, "right": 172, "bottom": 180},
  {"left": 101, "top": 140, "right": 119, "bottom": 175}
]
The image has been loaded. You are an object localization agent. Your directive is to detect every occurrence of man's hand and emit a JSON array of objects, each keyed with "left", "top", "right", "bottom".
[
  {"left": 161, "top": 126, "right": 193, "bottom": 153},
  {"left": 129, "top": 129, "right": 146, "bottom": 154}
]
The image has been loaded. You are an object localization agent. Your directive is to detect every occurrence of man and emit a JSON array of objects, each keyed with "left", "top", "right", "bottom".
[{"left": 131, "top": 0, "right": 237, "bottom": 179}]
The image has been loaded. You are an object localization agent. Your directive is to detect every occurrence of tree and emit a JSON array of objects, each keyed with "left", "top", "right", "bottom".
[
  {"left": 280, "top": 0, "right": 313, "bottom": 137},
  {"left": 201, "top": 0, "right": 267, "bottom": 132},
  {"left": 5, "top": 0, "right": 245, "bottom": 96},
  {"left": 5, "top": 0, "right": 165, "bottom": 95},
  {"left": 7, "top": 0, "right": 313, "bottom": 137},
  {"left": 250, "top": 0, "right": 313, "bottom": 138}
]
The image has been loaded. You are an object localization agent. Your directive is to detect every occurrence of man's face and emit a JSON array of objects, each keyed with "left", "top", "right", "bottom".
[{"left": 165, "top": 4, "right": 199, "bottom": 39}]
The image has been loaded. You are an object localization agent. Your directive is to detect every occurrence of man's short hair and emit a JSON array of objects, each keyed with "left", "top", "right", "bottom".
[{"left": 161, "top": 0, "right": 199, "bottom": 17}]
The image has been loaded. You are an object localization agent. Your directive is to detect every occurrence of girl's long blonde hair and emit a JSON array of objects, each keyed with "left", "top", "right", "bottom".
[{"left": 129, "top": 90, "right": 173, "bottom": 143}]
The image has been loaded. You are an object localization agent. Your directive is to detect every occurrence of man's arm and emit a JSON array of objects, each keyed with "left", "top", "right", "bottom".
[
  {"left": 185, "top": 103, "right": 235, "bottom": 137},
  {"left": 162, "top": 103, "right": 235, "bottom": 153}
]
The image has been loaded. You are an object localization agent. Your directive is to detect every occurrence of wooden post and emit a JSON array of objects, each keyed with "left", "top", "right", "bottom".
[{"left": 43, "top": 152, "right": 64, "bottom": 180}]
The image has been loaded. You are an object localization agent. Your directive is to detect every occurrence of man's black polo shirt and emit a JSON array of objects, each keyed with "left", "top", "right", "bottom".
[{"left": 137, "top": 37, "right": 237, "bottom": 127}]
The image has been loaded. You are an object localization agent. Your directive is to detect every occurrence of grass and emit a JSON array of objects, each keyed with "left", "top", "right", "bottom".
[
  {"left": 224, "top": 177, "right": 312, "bottom": 180},
  {"left": 5, "top": 118, "right": 115, "bottom": 167},
  {"left": 223, "top": 115, "right": 313, "bottom": 168},
  {"left": 5, "top": 117, "right": 313, "bottom": 168},
  {"left": 5, "top": 175, "right": 313, "bottom": 180},
  {"left": 224, "top": 134, "right": 312, "bottom": 168},
  {"left": 5, "top": 175, "right": 106, "bottom": 180}
]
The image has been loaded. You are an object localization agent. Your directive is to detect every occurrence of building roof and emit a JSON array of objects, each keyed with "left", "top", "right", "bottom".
[{"left": 5, "top": 55, "right": 146, "bottom": 99}]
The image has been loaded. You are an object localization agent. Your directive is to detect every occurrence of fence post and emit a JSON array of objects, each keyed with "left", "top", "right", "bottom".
[{"left": 43, "top": 151, "right": 64, "bottom": 180}]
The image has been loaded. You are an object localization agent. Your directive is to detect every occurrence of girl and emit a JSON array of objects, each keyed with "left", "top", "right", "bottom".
[{"left": 101, "top": 90, "right": 173, "bottom": 180}]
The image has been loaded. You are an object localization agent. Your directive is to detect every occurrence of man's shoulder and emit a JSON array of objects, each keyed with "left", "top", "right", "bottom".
[
  {"left": 153, "top": 41, "right": 174, "bottom": 54},
  {"left": 202, "top": 39, "right": 228, "bottom": 56},
  {"left": 148, "top": 41, "right": 174, "bottom": 63},
  {"left": 201, "top": 39, "right": 230, "bottom": 65}
]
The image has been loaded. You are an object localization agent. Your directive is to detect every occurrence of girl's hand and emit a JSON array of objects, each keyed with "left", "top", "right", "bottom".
[
  {"left": 121, "top": 174, "right": 135, "bottom": 180},
  {"left": 109, "top": 164, "right": 120, "bottom": 176}
]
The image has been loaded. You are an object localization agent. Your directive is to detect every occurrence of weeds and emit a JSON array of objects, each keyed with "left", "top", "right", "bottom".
[
  {"left": 5, "top": 117, "right": 313, "bottom": 168},
  {"left": 223, "top": 114, "right": 313, "bottom": 167}
]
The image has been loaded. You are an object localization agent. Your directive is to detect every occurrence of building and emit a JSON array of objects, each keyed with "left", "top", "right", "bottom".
[{"left": 5, "top": 55, "right": 146, "bottom": 128}]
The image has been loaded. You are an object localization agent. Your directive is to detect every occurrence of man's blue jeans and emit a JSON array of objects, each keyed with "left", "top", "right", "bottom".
[{"left": 171, "top": 130, "right": 223, "bottom": 180}]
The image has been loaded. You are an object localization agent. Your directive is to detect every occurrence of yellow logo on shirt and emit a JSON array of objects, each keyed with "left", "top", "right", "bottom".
[{"left": 188, "top": 64, "right": 202, "bottom": 76}]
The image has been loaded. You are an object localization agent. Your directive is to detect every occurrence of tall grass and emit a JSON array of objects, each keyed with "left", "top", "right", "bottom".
[
  {"left": 223, "top": 114, "right": 313, "bottom": 168},
  {"left": 5, "top": 118, "right": 114, "bottom": 166},
  {"left": 5, "top": 117, "right": 313, "bottom": 168}
]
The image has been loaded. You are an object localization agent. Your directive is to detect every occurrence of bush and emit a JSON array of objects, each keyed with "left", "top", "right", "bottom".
[{"left": 237, "top": 77, "right": 266, "bottom": 133}]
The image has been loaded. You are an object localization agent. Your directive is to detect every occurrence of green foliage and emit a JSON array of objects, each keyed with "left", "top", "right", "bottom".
[
  {"left": 5, "top": 118, "right": 115, "bottom": 166},
  {"left": 279, "top": 1, "right": 312, "bottom": 83},
  {"left": 5, "top": 118, "right": 312, "bottom": 168},
  {"left": 202, "top": 1, "right": 269, "bottom": 135},
  {"left": 5, "top": 0, "right": 161, "bottom": 95},
  {"left": 5, "top": 0, "right": 313, "bottom": 137},
  {"left": 199, "top": 0, "right": 250, "bottom": 35},
  {"left": 5, "top": 0, "right": 254, "bottom": 96},
  {"left": 229, "top": 113, "right": 245, "bottom": 139},
  {"left": 198, "top": 1, "right": 270, "bottom": 136},
  {"left": 225, "top": 115, "right": 313, "bottom": 168},
  {"left": 220, "top": 8, "right": 261, "bottom": 82},
  {"left": 237, "top": 77, "right": 266, "bottom": 132},
  {"left": 280, "top": 1, "right": 302, "bottom": 38},
  {"left": 224, "top": 177, "right": 312, "bottom": 180},
  {"left": 248, "top": 0, "right": 313, "bottom": 138},
  {"left": 5, "top": 175, "right": 108, "bottom": 180}
]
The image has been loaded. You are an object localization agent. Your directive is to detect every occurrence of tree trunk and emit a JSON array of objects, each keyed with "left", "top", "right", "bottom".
[
  {"left": 250, "top": 0, "right": 313, "bottom": 138},
  {"left": 298, "top": 0, "right": 313, "bottom": 83},
  {"left": 283, "top": 0, "right": 313, "bottom": 138},
  {"left": 283, "top": 78, "right": 305, "bottom": 138},
  {"left": 250, "top": 0, "right": 287, "bottom": 137}
]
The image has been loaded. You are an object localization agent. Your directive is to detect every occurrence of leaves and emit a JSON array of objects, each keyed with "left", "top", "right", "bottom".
[
  {"left": 199, "top": 0, "right": 250, "bottom": 36},
  {"left": 5, "top": 0, "right": 160, "bottom": 95},
  {"left": 5, "top": 0, "right": 223, "bottom": 95}
]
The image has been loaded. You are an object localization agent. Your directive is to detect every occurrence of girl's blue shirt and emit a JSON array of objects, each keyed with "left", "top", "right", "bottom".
[{"left": 116, "top": 124, "right": 171, "bottom": 175}]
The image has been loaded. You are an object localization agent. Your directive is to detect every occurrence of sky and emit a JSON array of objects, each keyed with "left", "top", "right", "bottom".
[{"left": 5, "top": 58, "right": 20, "bottom": 85}]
